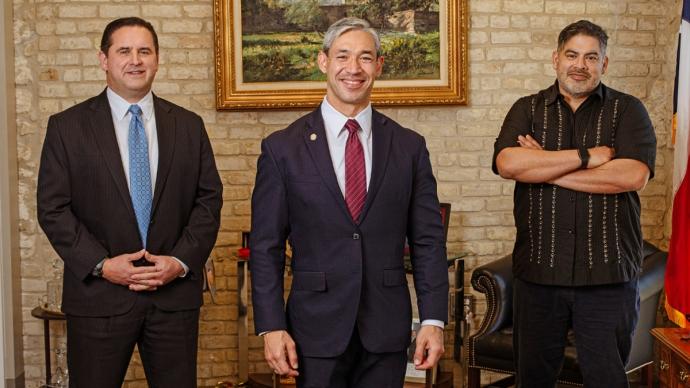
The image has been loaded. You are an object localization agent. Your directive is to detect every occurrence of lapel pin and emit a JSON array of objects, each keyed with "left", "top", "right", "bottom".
[{"left": 310, "top": 133, "right": 317, "bottom": 141}]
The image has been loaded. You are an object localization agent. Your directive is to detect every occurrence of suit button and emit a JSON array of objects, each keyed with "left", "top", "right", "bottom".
[
  {"left": 352, "top": 233, "right": 360, "bottom": 240},
  {"left": 149, "top": 219, "right": 154, "bottom": 225}
]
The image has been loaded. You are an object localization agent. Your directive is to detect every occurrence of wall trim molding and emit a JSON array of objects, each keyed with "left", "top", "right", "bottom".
[{"left": 1, "top": 1, "right": 24, "bottom": 384}]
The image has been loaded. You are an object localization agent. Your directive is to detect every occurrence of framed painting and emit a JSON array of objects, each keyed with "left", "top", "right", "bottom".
[{"left": 213, "top": 0, "right": 468, "bottom": 110}]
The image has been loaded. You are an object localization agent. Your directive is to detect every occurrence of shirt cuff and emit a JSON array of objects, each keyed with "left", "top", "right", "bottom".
[
  {"left": 421, "top": 319, "right": 445, "bottom": 329},
  {"left": 171, "top": 257, "right": 189, "bottom": 277}
]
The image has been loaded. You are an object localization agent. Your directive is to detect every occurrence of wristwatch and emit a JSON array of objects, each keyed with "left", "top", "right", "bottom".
[
  {"left": 92, "top": 258, "right": 107, "bottom": 277},
  {"left": 578, "top": 147, "right": 590, "bottom": 169}
]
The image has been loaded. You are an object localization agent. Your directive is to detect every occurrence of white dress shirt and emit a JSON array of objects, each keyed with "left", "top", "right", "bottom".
[
  {"left": 320, "top": 97, "right": 373, "bottom": 194},
  {"left": 107, "top": 88, "right": 159, "bottom": 192},
  {"left": 105, "top": 88, "right": 188, "bottom": 276},
  {"left": 319, "top": 97, "right": 444, "bottom": 330}
]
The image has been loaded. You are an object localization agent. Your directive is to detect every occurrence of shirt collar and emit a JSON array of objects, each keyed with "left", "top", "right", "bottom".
[
  {"left": 106, "top": 87, "right": 155, "bottom": 121},
  {"left": 320, "top": 96, "right": 372, "bottom": 140},
  {"left": 545, "top": 80, "right": 605, "bottom": 106}
]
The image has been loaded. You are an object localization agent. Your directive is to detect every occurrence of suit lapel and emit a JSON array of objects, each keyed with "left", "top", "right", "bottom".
[
  {"left": 359, "top": 109, "right": 392, "bottom": 224},
  {"left": 151, "top": 94, "right": 175, "bottom": 216},
  {"left": 304, "top": 108, "right": 352, "bottom": 222},
  {"left": 87, "top": 90, "right": 135, "bottom": 217}
]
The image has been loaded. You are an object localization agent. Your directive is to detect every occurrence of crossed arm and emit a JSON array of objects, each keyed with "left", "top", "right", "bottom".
[{"left": 495, "top": 134, "right": 650, "bottom": 194}]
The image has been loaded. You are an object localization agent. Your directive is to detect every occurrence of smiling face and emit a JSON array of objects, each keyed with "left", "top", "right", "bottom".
[
  {"left": 553, "top": 34, "right": 608, "bottom": 103},
  {"left": 318, "top": 29, "right": 383, "bottom": 117},
  {"left": 99, "top": 25, "right": 159, "bottom": 103}
]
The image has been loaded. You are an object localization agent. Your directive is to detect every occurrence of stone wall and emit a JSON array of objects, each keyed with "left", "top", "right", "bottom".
[{"left": 12, "top": 0, "right": 679, "bottom": 387}]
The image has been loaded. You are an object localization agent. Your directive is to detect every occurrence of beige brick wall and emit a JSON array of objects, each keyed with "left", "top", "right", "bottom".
[{"left": 12, "top": 0, "right": 679, "bottom": 386}]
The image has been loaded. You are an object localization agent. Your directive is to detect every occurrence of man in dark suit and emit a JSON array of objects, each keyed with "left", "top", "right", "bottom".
[
  {"left": 250, "top": 17, "right": 449, "bottom": 387},
  {"left": 37, "top": 17, "right": 222, "bottom": 388}
]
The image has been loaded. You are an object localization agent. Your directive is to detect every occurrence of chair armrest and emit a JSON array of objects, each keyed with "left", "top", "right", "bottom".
[
  {"left": 470, "top": 254, "right": 514, "bottom": 336},
  {"left": 469, "top": 240, "right": 664, "bottom": 338},
  {"left": 639, "top": 242, "right": 667, "bottom": 301},
  {"left": 642, "top": 240, "right": 659, "bottom": 259}
]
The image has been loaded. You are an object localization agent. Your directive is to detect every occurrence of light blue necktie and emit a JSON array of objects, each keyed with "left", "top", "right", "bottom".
[{"left": 128, "top": 104, "right": 152, "bottom": 248}]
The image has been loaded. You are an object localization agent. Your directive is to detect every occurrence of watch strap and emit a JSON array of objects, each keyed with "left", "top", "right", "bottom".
[
  {"left": 578, "top": 147, "right": 590, "bottom": 169},
  {"left": 92, "top": 258, "right": 107, "bottom": 277}
]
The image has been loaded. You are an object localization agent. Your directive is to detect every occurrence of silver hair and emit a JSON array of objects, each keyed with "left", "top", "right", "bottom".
[{"left": 322, "top": 17, "right": 381, "bottom": 56}]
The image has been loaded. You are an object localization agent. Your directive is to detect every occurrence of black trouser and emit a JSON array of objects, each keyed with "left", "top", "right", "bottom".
[
  {"left": 513, "top": 278, "right": 639, "bottom": 388},
  {"left": 66, "top": 295, "right": 199, "bottom": 388},
  {"left": 296, "top": 327, "right": 408, "bottom": 388}
]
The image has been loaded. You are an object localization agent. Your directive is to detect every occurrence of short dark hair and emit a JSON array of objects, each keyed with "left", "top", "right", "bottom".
[
  {"left": 558, "top": 20, "right": 608, "bottom": 53},
  {"left": 100, "top": 17, "right": 159, "bottom": 55}
]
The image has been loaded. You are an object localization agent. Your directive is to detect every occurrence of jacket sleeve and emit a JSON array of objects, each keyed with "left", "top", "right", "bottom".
[
  {"left": 169, "top": 117, "right": 223, "bottom": 276},
  {"left": 250, "top": 138, "right": 290, "bottom": 334},
  {"left": 407, "top": 136, "right": 449, "bottom": 323},
  {"left": 37, "top": 115, "right": 109, "bottom": 281}
]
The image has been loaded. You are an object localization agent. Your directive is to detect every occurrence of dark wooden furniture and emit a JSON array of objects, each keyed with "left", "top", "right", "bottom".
[
  {"left": 651, "top": 327, "right": 690, "bottom": 387},
  {"left": 31, "top": 306, "right": 66, "bottom": 387}
]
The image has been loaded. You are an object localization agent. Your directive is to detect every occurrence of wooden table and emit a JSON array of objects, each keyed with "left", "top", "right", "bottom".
[
  {"left": 651, "top": 327, "right": 690, "bottom": 387},
  {"left": 31, "top": 306, "right": 66, "bottom": 387},
  {"left": 246, "top": 372, "right": 453, "bottom": 387}
]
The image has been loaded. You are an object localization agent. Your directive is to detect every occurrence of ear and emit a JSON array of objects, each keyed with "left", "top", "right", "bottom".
[
  {"left": 601, "top": 55, "right": 609, "bottom": 75},
  {"left": 317, "top": 51, "right": 328, "bottom": 74},
  {"left": 551, "top": 49, "right": 558, "bottom": 70},
  {"left": 98, "top": 51, "right": 108, "bottom": 72},
  {"left": 375, "top": 55, "right": 384, "bottom": 77}
]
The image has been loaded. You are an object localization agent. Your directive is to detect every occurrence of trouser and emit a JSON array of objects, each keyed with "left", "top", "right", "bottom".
[
  {"left": 296, "top": 327, "right": 408, "bottom": 388},
  {"left": 66, "top": 295, "right": 200, "bottom": 388},
  {"left": 513, "top": 278, "right": 639, "bottom": 388}
]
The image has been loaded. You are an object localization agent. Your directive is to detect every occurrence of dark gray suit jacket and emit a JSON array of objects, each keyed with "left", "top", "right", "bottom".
[
  {"left": 37, "top": 89, "right": 223, "bottom": 316},
  {"left": 250, "top": 107, "right": 448, "bottom": 357}
]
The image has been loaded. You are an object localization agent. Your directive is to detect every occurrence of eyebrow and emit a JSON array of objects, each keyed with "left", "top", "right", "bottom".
[
  {"left": 115, "top": 46, "right": 152, "bottom": 51},
  {"left": 564, "top": 49, "right": 599, "bottom": 56},
  {"left": 335, "top": 48, "right": 375, "bottom": 56}
]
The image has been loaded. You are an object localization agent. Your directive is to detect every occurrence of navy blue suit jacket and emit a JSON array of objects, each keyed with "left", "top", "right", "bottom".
[{"left": 250, "top": 107, "right": 448, "bottom": 357}]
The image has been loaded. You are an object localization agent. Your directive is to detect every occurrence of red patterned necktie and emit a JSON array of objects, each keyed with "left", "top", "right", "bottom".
[{"left": 344, "top": 119, "right": 367, "bottom": 222}]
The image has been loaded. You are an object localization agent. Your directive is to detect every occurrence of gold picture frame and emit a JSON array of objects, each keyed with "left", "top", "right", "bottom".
[{"left": 213, "top": 0, "right": 468, "bottom": 110}]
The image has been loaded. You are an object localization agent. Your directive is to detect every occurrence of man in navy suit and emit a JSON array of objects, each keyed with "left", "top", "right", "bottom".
[
  {"left": 37, "top": 17, "right": 222, "bottom": 387},
  {"left": 250, "top": 17, "right": 449, "bottom": 387}
]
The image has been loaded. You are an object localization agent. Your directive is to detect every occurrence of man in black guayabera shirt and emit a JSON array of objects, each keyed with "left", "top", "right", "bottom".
[{"left": 493, "top": 20, "right": 656, "bottom": 388}]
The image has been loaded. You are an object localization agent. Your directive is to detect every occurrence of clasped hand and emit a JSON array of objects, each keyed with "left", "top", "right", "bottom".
[{"left": 102, "top": 249, "right": 184, "bottom": 291}]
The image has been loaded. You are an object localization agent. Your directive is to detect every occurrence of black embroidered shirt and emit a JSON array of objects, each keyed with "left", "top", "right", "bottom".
[{"left": 493, "top": 82, "right": 656, "bottom": 286}]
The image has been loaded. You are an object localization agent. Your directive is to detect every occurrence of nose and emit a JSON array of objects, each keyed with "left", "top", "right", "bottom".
[
  {"left": 345, "top": 57, "right": 361, "bottom": 73},
  {"left": 131, "top": 51, "right": 142, "bottom": 65},
  {"left": 574, "top": 55, "right": 587, "bottom": 69}
]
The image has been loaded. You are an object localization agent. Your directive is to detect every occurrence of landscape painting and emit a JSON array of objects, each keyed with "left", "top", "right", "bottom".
[{"left": 214, "top": 0, "right": 467, "bottom": 110}]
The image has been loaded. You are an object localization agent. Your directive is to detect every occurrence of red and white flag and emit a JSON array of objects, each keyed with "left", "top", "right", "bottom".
[{"left": 665, "top": 0, "right": 690, "bottom": 328}]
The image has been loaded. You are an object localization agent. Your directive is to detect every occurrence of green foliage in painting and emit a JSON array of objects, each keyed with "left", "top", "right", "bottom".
[
  {"left": 242, "top": 33, "right": 322, "bottom": 82},
  {"left": 283, "top": 0, "right": 327, "bottom": 33},
  {"left": 380, "top": 32, "right": 439, "bottom": 79}
]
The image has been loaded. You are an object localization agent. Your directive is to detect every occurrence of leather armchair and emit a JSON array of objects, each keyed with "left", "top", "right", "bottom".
[{"left": 467, "top": 241, "right": 667, "bottom": 387}]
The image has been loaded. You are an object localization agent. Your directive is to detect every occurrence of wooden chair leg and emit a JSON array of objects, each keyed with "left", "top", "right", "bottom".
[
  {"left": 468, "top": 367, "right": 481, "bottom": 388},
  {"left": 642, "top": 363, "right": 653, "bottom": 388}
]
